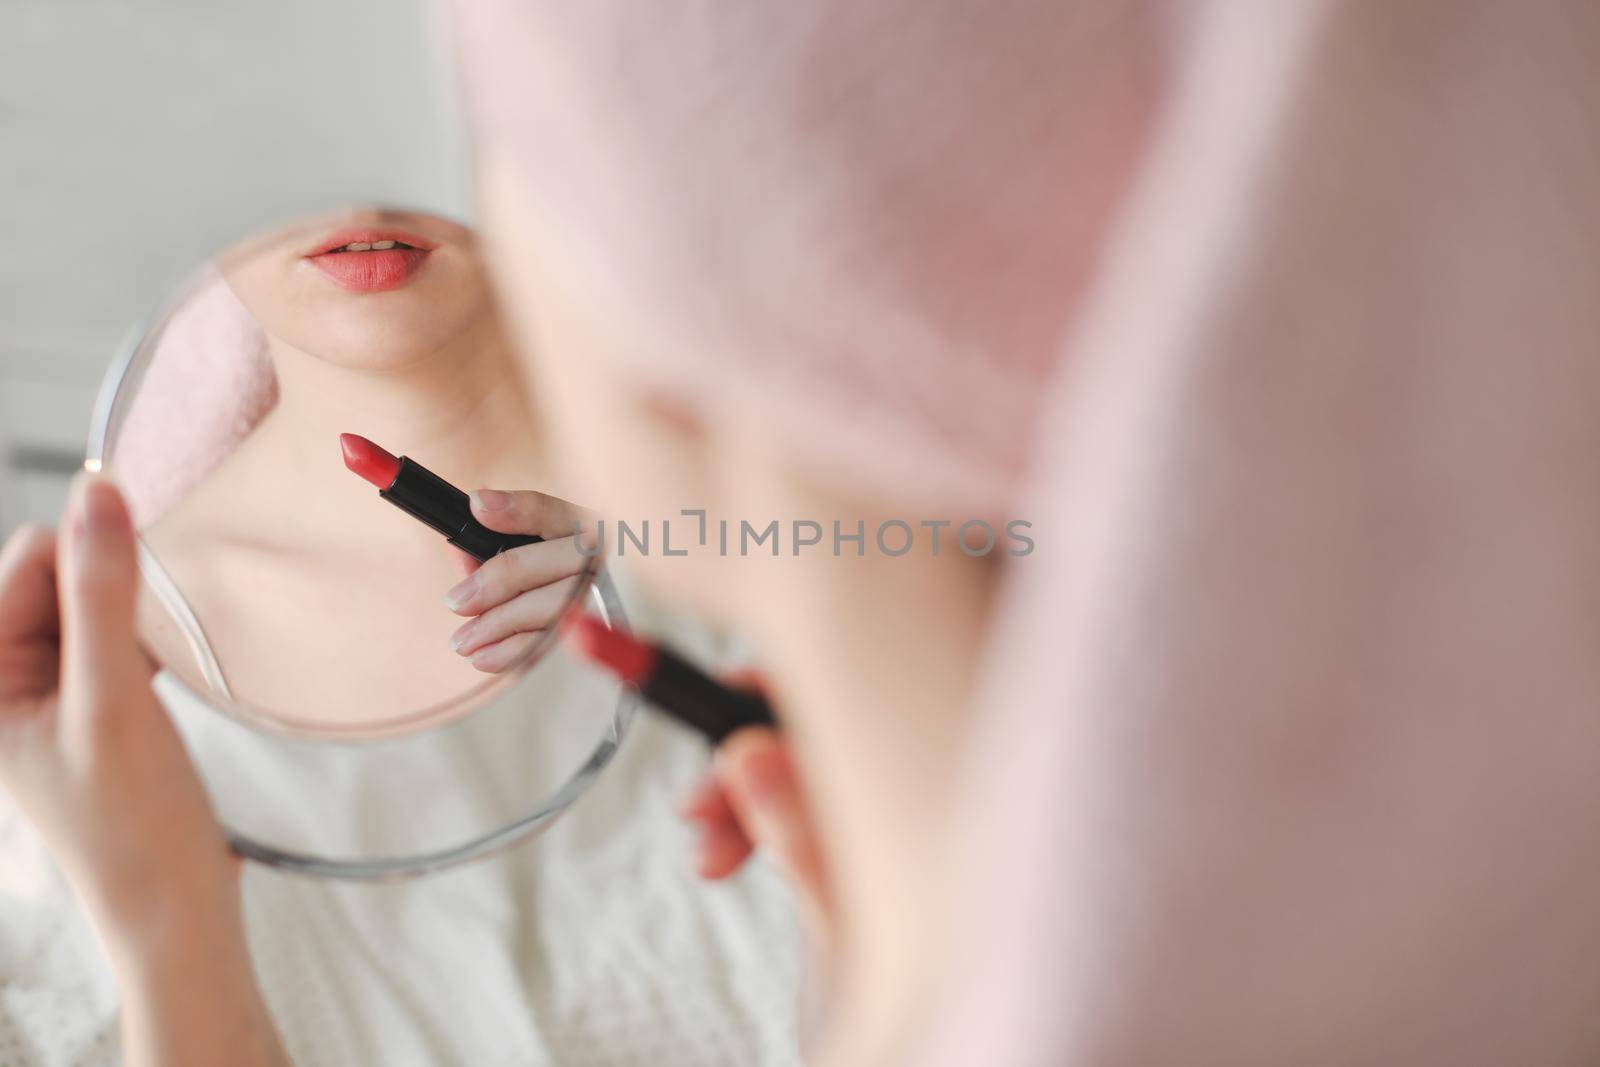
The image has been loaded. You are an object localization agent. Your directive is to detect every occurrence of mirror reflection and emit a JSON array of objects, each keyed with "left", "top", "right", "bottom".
[
  {"left": 87, "top": 208, "right": 632, "bottom": 878},
  {"left": 103, "top": 208, "right": 594, "bottom": 731}
]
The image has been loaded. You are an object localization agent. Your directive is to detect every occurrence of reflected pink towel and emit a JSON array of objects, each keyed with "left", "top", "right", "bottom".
[{"left": 113, "top": 267, "right": 277, "bottom": 527}]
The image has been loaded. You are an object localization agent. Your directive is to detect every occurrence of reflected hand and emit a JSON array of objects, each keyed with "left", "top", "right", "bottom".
[
  {"left": 445, "top": 488, "right": 596, "bottom": 672},
  {"left": 0, "top": 476, "right": 233, "bottom": 953}
]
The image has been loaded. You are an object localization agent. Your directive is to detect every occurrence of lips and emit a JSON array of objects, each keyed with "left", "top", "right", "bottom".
[{"left": 304, "top": 227, "right": 438, "bottom": 293}]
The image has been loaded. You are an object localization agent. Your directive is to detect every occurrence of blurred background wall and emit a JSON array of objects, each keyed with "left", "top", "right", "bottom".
[{"left": 0, "top": 0, "right": 469, "bottom": 534}]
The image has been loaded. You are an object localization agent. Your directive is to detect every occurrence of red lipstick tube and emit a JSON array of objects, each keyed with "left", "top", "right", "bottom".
[
  {"left": 341, "top": 433, "right": 543, "bottom": 563},
  {"left": 564, "top": 615, "right": 777, "bottom": 743}
]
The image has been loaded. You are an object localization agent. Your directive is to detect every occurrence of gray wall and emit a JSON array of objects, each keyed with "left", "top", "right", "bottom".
[{"left": 0, "top": 0, "right": 470, "bottom": 533}]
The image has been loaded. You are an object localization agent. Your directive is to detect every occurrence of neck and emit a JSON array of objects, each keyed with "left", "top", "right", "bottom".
[
  {"left": 255, "top": 317, "right": 544, "bottom": 490},
  {"left": 216, "top": 320, "right": 546, "bottom": 559}
]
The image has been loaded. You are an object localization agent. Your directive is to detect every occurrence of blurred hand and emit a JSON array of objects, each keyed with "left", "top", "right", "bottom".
[
  {"left": 445, "top": 488, "right": 596, "bottom": 672},
  {"left": 0, "top": 476, "right": 233, "bottom": 955},
  {"left": 682, "top": 727, "right": 829, "bottom": 911},
  {"left": 681, "top": 705, "right": 835, "bottom": 1047},
  {"left": 677, "top": 672, "right": 829, "bottom": 912}
]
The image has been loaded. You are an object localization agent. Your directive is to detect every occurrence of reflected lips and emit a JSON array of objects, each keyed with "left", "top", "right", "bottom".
[{"left": 306, "top": 228, "right": 435, "bottom": 293}]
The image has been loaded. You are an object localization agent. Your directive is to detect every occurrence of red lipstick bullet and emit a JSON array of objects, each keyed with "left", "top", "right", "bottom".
[
  {"left": 340, "top": 433, "right": 403, "bottom": 489},
  {"left": 339, "top": 433, "right": 542, "bottom": 562}
]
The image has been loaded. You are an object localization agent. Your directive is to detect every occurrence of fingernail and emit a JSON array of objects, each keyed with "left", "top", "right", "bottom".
[
  {"left": 444, "top": 573, "right": 479, "bottom": 611},
  {"left": 738, "top": 747, "right": 790, "bottom": 809},
  {"left": 449, "top": 620, "right": 478, "bottom": 653},
  {"left": 87, "top": 481, "right": 126, "bottom": 529},
  {"left": 74, "top": 476, "right": 128, "bottom": 540},
  {"left": 472, "top": 489, "right": 511, "bottom": 512}
]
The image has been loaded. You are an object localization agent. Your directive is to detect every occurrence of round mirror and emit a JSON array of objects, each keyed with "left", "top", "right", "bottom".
[{"left": 88, "top": 207, "right": 635, "bottom": 878}]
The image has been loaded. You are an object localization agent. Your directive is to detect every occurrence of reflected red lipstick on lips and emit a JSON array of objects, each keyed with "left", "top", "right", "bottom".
[
  {"left": 305, "top": 228, "right": 438, "bottom": 293},
  {"left": 340, "top": 433, "right": 542, "bottom": 563}
]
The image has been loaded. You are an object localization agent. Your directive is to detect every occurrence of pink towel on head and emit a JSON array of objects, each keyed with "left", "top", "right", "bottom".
[
  {"left": 450, "top": 1, "right": 1600, "bottom": 1064},
  {"left": 444, "top": 0, "right": 1158, "bottom": 519},
  {"left": 927, "top": 3, "right": 1600, "bottom": 1065},
  {"left": 113, "top": 266, "right": 277, "bottom": 528}
]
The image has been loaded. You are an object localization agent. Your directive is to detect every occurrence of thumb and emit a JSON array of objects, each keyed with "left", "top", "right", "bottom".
[
  {"left": 470, "top": 488, "right": 594, "bottom": 541},
  {"left": 718, "top": 728, "right": 831, "bottom": 919},
  {"left": 57, "top": 475, "right": 151, "bottom": 705}
]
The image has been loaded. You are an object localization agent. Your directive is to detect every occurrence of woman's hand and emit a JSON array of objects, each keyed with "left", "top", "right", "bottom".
[
  {"left": 681, "top": 715, "right": 835, "bottom": 1049},
  {"left": 682, "top": 728, "right": 829, "bottom": 910},
  {"left": 0, "top": 476, "right": 232, "bottom": 944},
  {"left": 445, "top": 488, "right": 596, "bottom": 672},
  {"left": 0, "top": 475, "right": 288, "bottom": 1067}
]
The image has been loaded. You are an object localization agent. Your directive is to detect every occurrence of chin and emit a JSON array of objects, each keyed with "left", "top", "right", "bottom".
[
  {"left": 306, "top": 333, "right": 466, "bottom": 372},
  {"left": 265, "top": 287, "right": 483, "bottom": 371}
]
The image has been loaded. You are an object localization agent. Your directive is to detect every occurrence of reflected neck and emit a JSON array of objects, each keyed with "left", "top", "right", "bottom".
[{"left": 257, "top": 316, "right": 545, "bottom": 491}]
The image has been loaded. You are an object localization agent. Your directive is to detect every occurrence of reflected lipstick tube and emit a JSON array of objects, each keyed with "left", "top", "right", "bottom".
[{"left": 340, "top": 433, "right": 543, "bottom": 562}]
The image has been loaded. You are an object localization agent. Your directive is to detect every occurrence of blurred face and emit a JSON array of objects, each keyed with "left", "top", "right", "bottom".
[
  {"left": 475, "top": 149, "right": 731, "bottom": 616},
  {"left": 220, "top": 208, "right": 493, "bottom": 371}
]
